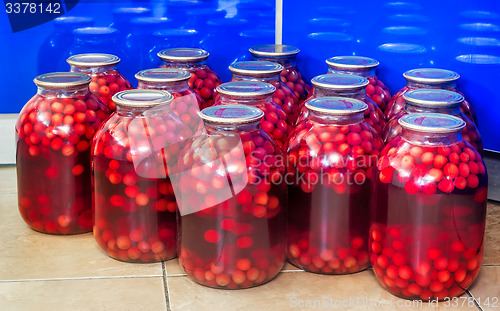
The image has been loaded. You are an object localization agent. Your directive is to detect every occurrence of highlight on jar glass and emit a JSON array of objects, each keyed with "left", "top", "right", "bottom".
[
  {"left": 214, "top": 81, "right": 290, "bottom": 151},
  {"left": 229, "top": 61, "right": 300, "bottom": 125},
  {"left": 371, "top": 113, "right": 487, "bottom": 301},
  {"left": 287, "top": 97, "right": 384, "bottom": 274},
  {"left": 93, "top": 89, "right": 187, "bottom": 263},
  {"left": 135, "top": 68, "right": 205, "bottom": 137},
  {"left": 67, "top": 53, "right": 133, "bottom": 112},
  {"left": 157, "top": 48, "right": 222, "bottom": 107},
  {"left": 16, "top": 72, "right": 109, "bottom": 234},
  {"left": 301, "top": 73, "right": 386, "bottom": 135},
  {"left": 169, "top": 105, "right": 286, "bottom": 289},
  {"left": 249, "top": 44, "right": 311, "bottom": 104},
  {"left": 385, "top": 68, "right": 478, "bottom": 125},
  {"left": 325, "top": 56, "right": 392, "bottom": 112},
  {"left": 383, "top": 89, "right": 483, "bottom": 154}
]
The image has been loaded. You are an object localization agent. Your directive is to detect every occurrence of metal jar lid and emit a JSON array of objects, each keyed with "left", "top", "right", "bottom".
[
  {"left": 399, "top": 113, "right": 466, "bottom": 133},
  {"left": 34, "top": 72, "right": 91, "bottom": 89},
  {"left": 326, "top": 56, "right": 379, "bottom": 70},
  {"left": 403, "top": 68, "right": 460, "bottom": 84},
  {"left": 311, "top": 73, "right": 369, "bottom": 90},
  {"left": 67, "top": 53, "right": 120, "bottom": 67},
  {"left": 135, "top": 68, "right": 191, "bottom": 83},
  {"left": 249, "top": 44, "right": 300, "bottom": 57},
  {"left": 200, "top": 105, "right": 264, "bottom": 124},
  {"left": 216, "top": 81, "right": 276, "bottom": 97},
  {"left": 229, "top": 61, "right": 283, "bottom": 76},
  {"left": 157, "top": 48, "right": 209, "bottom": 62},
  {"left": 112, "top": 89, "right": 173, "bottom": 108},
  {"left": 403, "top": 89, "right": 464, "bottom": 108},
  {"left": 305, "top": 97, "right": 368, "bottom": 115}
]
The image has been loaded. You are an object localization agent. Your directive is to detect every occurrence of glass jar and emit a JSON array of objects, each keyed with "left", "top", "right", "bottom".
[
  {"left": 149, "top": 29, "right": 201, "bottom": 68},
  {"left": 301, "top": 74, "right": 386, "bottom": 135},
  {"left": 385, "top": 68, "right": 478, "bottom": 125},
  {"left": 371, "top": 113, "right": 487, "bottom": 300},
  {"left": 172, "top": 105, "right": 286, "bottom": 289},
  {"left": 16, "top": 72, "right": 109, "bottom": 234},
  {"left": 93, "top": 90, "right": 185, "bottom": 263},
  {"left": 158, "top": 48, "right": 222, "bottom": 108},
  {"left": 214, "top": 81, "right": 289, "bottom": 150},
  {"left": 68, "top": 54, "right": 133, "bottom": 112},
  {"left": 384, "top": 90, "right": 483, "bottom": 154},
  {"left": 325, "top": 56, "right": 392, "bottom": 112},
  {"left": 249, "top": 44, "right": 312, "bottom": 104},
  {"left": 287, "top": 97, "right": 384, "bottom": 274},
  {"left": 135, "top": 68, "right": 205, "bottom": 137},
  {"left": 229, "top": 61, "right": 300, "bottom": 125}
]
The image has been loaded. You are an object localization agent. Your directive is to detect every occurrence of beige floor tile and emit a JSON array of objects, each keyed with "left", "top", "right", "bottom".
[
  {"left": 0, "top": 277, "right": 166, "bottom": 311},
  {"left": 0, "top": 193, "right": 162, "bottom": 281},
  {"left": 0, "top": 166, "right": 17, "bottom": 193},
  {"left": 167, "top": 270, "right": 476, "bottom": 311},
  {"left": 469, "top": 266, "right": 500, "bottom": 311},
  {"left": 484, "top": 202, "right": 500, "bottom": 265}
]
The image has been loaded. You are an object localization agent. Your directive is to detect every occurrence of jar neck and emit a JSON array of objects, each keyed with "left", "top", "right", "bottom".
[
  {"left": 161, "top": 59, "right": 206, "bottom": 67},
  {"left": 204, "top": 120, "right": 261, "bottom": 134},
  {"left": 405, "top": 103, "right": 460, "bottom": 116},
  {"left": 252, "top": 55, "right": 297, "bottom": 68},
  {"left": 402, "top": 128, "right": 462, "bottom": 146},
  {"left": 313, "top": 87, "right": 366, "bottom": 99},
  {"left": 137, "top": 80, "right": 189, "bottom": 92},
  {"left": 116, "top": 102, "right": 171, "bottom": 116},
  {"left": 70, "top": 64, "right": 117, "bottom": 74},
  {"left": 37, "top": 85, "right": 89, "bottom": 97},
  {"left": 232, "top": 73, "right": 281, "bottom": 83},
  {"left": 327, "top": 67, "right": 375, "bottom": 78},
  {"left": 218, "top": 94, "right": 273, "bottom": 106},
  {"left": 308, "top": 110, "right": 364, "bottom": 125},
  {"left": 406, "top": 80, "right": 457, "bottom": 89}
]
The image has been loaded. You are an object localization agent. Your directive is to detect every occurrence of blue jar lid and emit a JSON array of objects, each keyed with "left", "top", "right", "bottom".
[
  {"left": 113, "top": 89, "right": 173, "bottom": 108},
  {"left": 229, "top": 61, "right": 283, "bottom": 75},
  {"left": 54, "top": 16, "right": 94, "bottom": 26},
  {"left": 158, "top": 48, "right": 208, "bottom": 62},
  {"left": 377, "top": 43, "right": 427, "bottom": 54},
  {"left": 249, "top": 44, "right": 300, "bottom": 57},
  {"left": 399, "top": 113, "right": 466, "bottom": 133},
  {"left": 154, "top": 29, "right": 198, "bottom": 38},
  {"left": 326, "top": 56, "right": 379, "bottom": 69},
  {"left": 305, "top": 97, "right": 367, "bottom": 115},
  {"left": 382, "top": 26, "right": 428, "bottom": 36},
  {"left": 135, "top": 68, "right": 191, "bottom": 83},
  {"left": 308, "top": 17, "right": 351, "bottom": 28},
  {"left": 403, "top": 68, "right": 460, "bottom": 83},
  {"left": 67, "top": 53, "right": 120, "bottom": 67},
  {"left": 201, "top": 105, "right": 264, "bottom": 124},
  {"left": 216, "top": 81, "right": 276, "bottom": 97},
  {"left": 403, "top": 89, "right": 463, "bottom": 108},
  {"left": 311, "top": 73, "right": 369, "bottom": 90},
  {"left": 34, "top": 72, "right": 91, "bottom": 88},
  {"left": 113, "top": 7, "right": 150, "bottom": 15},
  {"left": 307, "top": 32, "right": 354, "bottom": 42},
  {"left": 73, "top": 27, "right": 117, "bottom": 36},
  {"left": 456, "top": 54, "right": 500, "bottom": 64},
  {"left": 131, "top": 17, "right": 171, "bottom": 25},
  {"left": 207, "top": 18, "right": 248, "bottom": 27}
]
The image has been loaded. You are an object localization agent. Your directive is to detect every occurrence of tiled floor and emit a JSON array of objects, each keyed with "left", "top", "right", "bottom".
[{"left": 1, "top": 165, "right": 499, "bottom": 311}]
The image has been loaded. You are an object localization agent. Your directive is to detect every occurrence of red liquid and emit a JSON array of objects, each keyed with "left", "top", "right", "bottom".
[
  {"left": 281, "top": 66, "right": 311, "bottom": 104},
  {"left": 371, "top": 138, "right": 487, "bottom": 300},
  {"left": 16, "top": 93, "right": 108, "bottom": 234}
]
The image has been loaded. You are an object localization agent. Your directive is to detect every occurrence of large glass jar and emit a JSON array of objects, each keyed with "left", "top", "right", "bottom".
[
  {"left": 371, "top": 113, "right": 487, "bottom": 300},
  {"left": 172, "top": 105, "right": 286, "bottom": 289},
  {"left": 384, "top": 89, "right": 483, "bottom": 154},
  {"left": 68, "top": 54, "right": 132, "bottom": 112},
  {"left": 136, "top": 68, "right": 205, "bottom": 137},
  {"left": 16, "top": 72, "right": 109, "bottom": 234},
  {"left": 229, "top": 61, "right": 300, "bottom": 125},
  {"left": 287, "top": 97, "right": 384, "bottom": 274},
  {"left": 325, "top": 56, "right": 392, "bottom": 112},
  {"left": 149, "top": 29, "right": 201, "bottom": 68},
  {"left": 93, "top": 90, "right": 185, "bottom": 263},
  {"left": 301, "top": 74, "right": 386, "bottom": 135},
  {"left": 214, "top": 82, "right": 289, "bottom": 151},
  {"left": 385, "top": 68, "right": 478, "bottom": 125},
  {"left": 249, "top": 44, "right": 311, "bottom": 104},
  {"left": 158, "top": 48, "right": 222, "bottom": 108}
]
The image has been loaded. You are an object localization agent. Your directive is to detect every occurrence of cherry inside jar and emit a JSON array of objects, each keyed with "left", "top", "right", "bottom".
[
  {"left": 300, "top": 73, "right": 386, "bottom": 135},
  {"left": 171, "top": 105, "right": 286, "bottom": 289},
  {"left": 325, "top": 56, "right": 392, "bottom": 112},
  {"left": 16, "top": 72, "right": 109, "bottom": 234},
  {"left": 158, "top": 48, "right": 222, "bottom": 108},
  {"left": 384, "top": 89, "right": 483, "bottom": 154},
  {"left": 249, "top": 44, "right": 311, "bottom": 104},
  {"left": 68, "top": 53, "right": 132, "bottom": 112},
  {"left": 136, "top": 68, "right": 205, "bottom": 137},
  {"left": 214, "top": 81, "right": 290, "bottom": 151},
  {"left": 287, "top": 97, "right": 384, "bottom": 274},
  {"left": 371, "top": 113, "right": 487, "bottom": 300},
  {"left": 385, "top": 68, "right": 478, "bottom": 126},
  {"left": 228, "top": 60, "right": 300, "bottom": 125},
  {"left": 93, "top": 90, "right": 187, "bottom": 262}
]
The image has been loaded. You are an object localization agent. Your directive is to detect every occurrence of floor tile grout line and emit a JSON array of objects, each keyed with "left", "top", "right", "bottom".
[
  {"left": 0, "top": 275, "right": 163, "bottom": 283},
  {"left": 162, "top": 262, "right": 172, "bottom": 311},
  {"left": 467, "top": 290, "right": 485, "bottom": 311}
]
